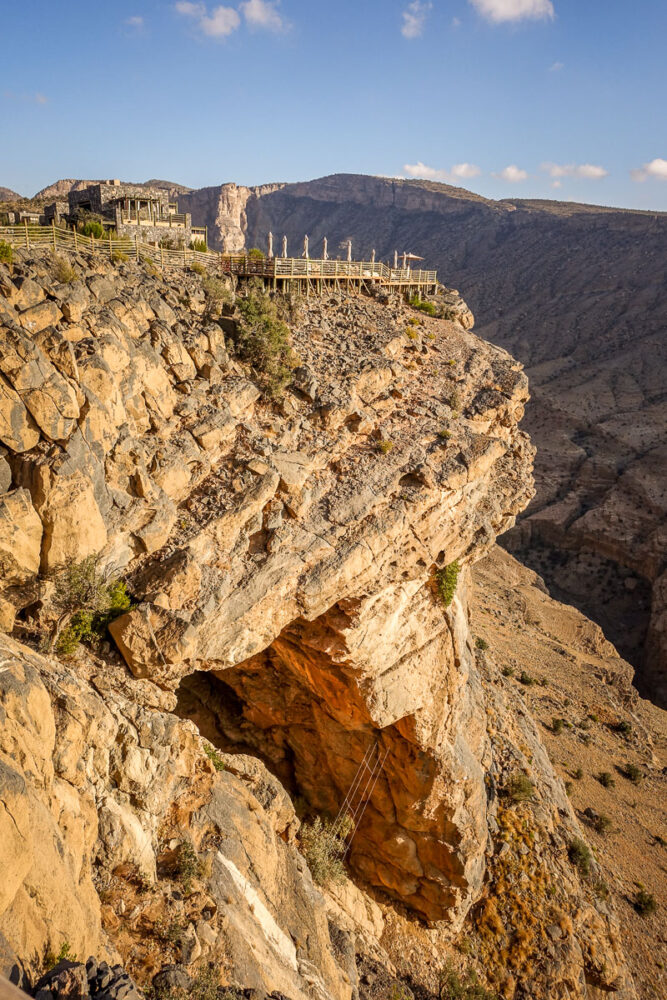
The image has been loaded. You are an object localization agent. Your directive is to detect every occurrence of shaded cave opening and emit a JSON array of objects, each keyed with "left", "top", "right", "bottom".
[{"left": 173, "top": 613, "right": 468, "bottom": 923}]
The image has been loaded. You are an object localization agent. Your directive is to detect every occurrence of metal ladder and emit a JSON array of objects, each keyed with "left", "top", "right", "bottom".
[{"left": 328, "top": 741, "right": 389, "bottom": 859}]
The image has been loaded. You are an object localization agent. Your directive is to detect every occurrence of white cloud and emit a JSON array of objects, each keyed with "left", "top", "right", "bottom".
[
  {"left": 450, "top": 162, "right": 482, "bottom": 179},
  {"left": 240, "top": 0, "right": 285, "bottom": 31},
  {"left": 549, "top": 60, "right": 563, "bottom": 71},
  {"left": 541, "top": 162, "right": 608, "bottom": 179},
  {"left": 452, "top": 17, "right": 462, "bottom": 28},
  {"left": 175, "top": 2, "right": 240, "bottom": 37},
  {"left": 630, "top": 158, "right": 667, "bottom": 182},
  {"left": 175, "top": 2, "right": 205, "bottom": 15},
  {"left": 551, "top": 180, "right": 562, "bottom": 188},
  {"left": 495, "top": 165, "right": 528, "bottom": 182},
  {"left": 403, "top": 161, "right": 481, "bottom": 183},
  {"left": 469, "top": 0, "right": 555, "bottom": 24},
  {"left": 125, "top": 15, "right": 144, "bottom": 27},
  {"left": 401, "top": 2, "right": 432, "bottom": 39}
]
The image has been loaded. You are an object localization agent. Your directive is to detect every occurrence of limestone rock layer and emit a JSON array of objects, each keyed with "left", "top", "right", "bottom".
[{"left": 0, "top": 250, "right": 640, "bottom": 1000}]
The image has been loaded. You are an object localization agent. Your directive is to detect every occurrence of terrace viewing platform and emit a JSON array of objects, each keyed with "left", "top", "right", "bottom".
[{"left": 220, "top": 253, "right": 438, "bottom": 294}]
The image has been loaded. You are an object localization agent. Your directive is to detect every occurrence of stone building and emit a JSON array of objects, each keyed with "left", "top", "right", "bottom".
[
  {"left": 43, "top": 200, "right": 69, "bottom": 225},
  {"left": 67, "top": 180, "right": 193, "bottom": 246}
]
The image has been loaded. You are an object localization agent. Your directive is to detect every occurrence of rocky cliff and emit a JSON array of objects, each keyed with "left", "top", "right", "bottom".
[
  {"left": 0, "top": 249, "right": 645, "bottom": 1000},
  {"left": 178, "top": 174, "right": 667, "bottom": 704}
]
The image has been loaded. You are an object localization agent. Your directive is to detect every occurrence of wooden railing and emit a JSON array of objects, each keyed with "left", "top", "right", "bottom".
[
  {"left": 0, "top": 224, "right": 221, "bottom": 270},
  {"left": 0, "top": 224, "right": 438, "bottom": 287}
]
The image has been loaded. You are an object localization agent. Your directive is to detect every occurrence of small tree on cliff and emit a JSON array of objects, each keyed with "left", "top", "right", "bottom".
[
  {"left": 47, "top": 556, "right": 131, "bottom": 655},
  {"left": 235, "top": 282, "right": 297, "bottom": 399}
]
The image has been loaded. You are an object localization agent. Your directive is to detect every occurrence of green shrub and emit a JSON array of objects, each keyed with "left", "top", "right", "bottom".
[
  {"left": 623, "top": 762, "right": 643, "bottom": 783},
  {"left": 190, "top": 238, "right": 208, "bottom": 253},
  {"left": 501, "top": 666, "right": 514, "bottom": 678},
  {"left": 594, "top": 878, "right": 609, "bottom": 900},
  {"left": 519, "top": 670, "right": 536, "bottom": 686},
  {"left": 551, "top": 718, "right": 565, "bottom": 735},
  {"left": 475, "top": 637, "right": 489, "bottom": 651},
  {"left": 51, "top": 557, "right": 131, "bottom": 655},
  {"left": 438, "top": 962, "right": 497, "bottom": 999},
  {"left": 597, "top": 771, "right": 615, "bottom": 788},
  {"left": 377, "top": 439, "right": 394, "bottom": 454},
  {"left": 634, "top": 888, "right": 657, "bottom": 916},
  {"left": 573, "top": 767, "right": 584, "bottom": 780},
  {"left": 204, "top": 744, "right": 226, "bottom": 772},
  {"left": 505, "top": 772, "right": 534, "bottom": 803},
  {"left": 81, "top": 220, "right": 105, "bottom": 239},
  {"left": 568, "top": 837, "right": 593, "bottom": 877},
  {"left": 202, "top": 275, "right": 231, "bottom": 318},
  {"left": 404, "top": 327, "right": 418, "bottom": 341},
  {"left": 111, "top": 249, "right": 128, "bottom": 263},
  {"left": 448, "top": 389, "right": 462, "bottom": 411},
  {"left": 614, "top": 720, "right": 632, "bottom": 736},
  {"left": 52, "top": 255, "right": 77, "bottom": 284},
  {"left": 173, "top": 839, "right": 203, "bottom": 893},
  {"left": 45, "top": 940, "right": 76, "bottom": 969},
  {"left": 591, "top": 813, "right": 612, "bottom": 835},
  {"left": 300, "top": 815, "right": 352, "bottom": 886},
  {"left": 190, "top": 260, "right": 206, "bottom": 275},
  {"left": 438, "top": 428, "right": 452, "bottom": 440},
  {"left": 435, "top": 561, "right": 460, "bottom": 608},
  {"left": 247, "top": 247, "right": 265, "bottom": 259},
  {"left": 0, "top": 240, "right": 13, "bottom": 265},
  {"left": 236, "top": 286, "right": 296, "bottom": 398},
  {"left": 408, "top": 294, "right": 436, "bottom": 316}
]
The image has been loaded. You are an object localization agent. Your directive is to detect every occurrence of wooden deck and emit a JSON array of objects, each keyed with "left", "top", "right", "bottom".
[
  {"left": 220, "top": 254, "right": 438, "bottom": 291},
  {"left": 0, "top": 224, "right": 439, "bottom": 294}
]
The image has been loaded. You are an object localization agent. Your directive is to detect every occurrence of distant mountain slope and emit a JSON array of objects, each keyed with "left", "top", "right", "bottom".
[
  {"left": 0, "top": 185, "right": 24, "bottom": 201},
  {"left": 232, "top": 174, "right": 667, "bottom": 702}
]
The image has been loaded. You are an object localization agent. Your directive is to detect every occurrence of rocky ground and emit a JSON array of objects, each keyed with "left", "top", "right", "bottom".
[
  {"left": 472, "top": 547, "right": 667, "bottom": 1000},
  {"left": 0, "top": 248, "right": 657, "bottom": 1000}
]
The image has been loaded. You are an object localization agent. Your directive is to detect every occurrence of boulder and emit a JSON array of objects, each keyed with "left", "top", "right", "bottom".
[
  {"left": 60, "top": 285, "right": 90, "bottom": 323},
  {"left": 7, "top": 277, "right": 45, "bottom": 311},
  {"left": 19, "top": 300, "right": 62, "bottom": 334},
  {"left": 109, "top": 604, "right": 197, "bottom": 683},
  {"left": 36, "top": 473, "right": 108, "bottom": 572},
  {"left": 0, "top": 377, "right": 41, "bottom": 453},
  {"left": 0, "top": 328, "right": 79, "bottom": 441},
  {"left": 0, "top": 488, "right": 42, "bottom": 585}
]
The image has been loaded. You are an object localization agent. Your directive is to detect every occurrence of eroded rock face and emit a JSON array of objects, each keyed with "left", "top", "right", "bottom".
[
  {"left": 0, "top": 634, "right": 354, "bottom": 1000},
  {"left": 0, "top": 250, "right": 641, "bottom": 1000},
  {"left": 180, "top": 570, "right": 488, "bottom": 923}
]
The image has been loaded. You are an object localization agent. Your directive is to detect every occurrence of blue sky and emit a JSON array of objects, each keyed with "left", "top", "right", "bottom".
[{"left": 2, "top": 0, "right": 666, "bottom": 209}]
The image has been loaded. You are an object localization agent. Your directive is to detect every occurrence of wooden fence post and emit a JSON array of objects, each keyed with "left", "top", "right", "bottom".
[
  {"left": 135, "top": 237, "right": 139, "bottom": 261},
  {"left": 52, "top": 221, "right": 56, "bottom": 250}
]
